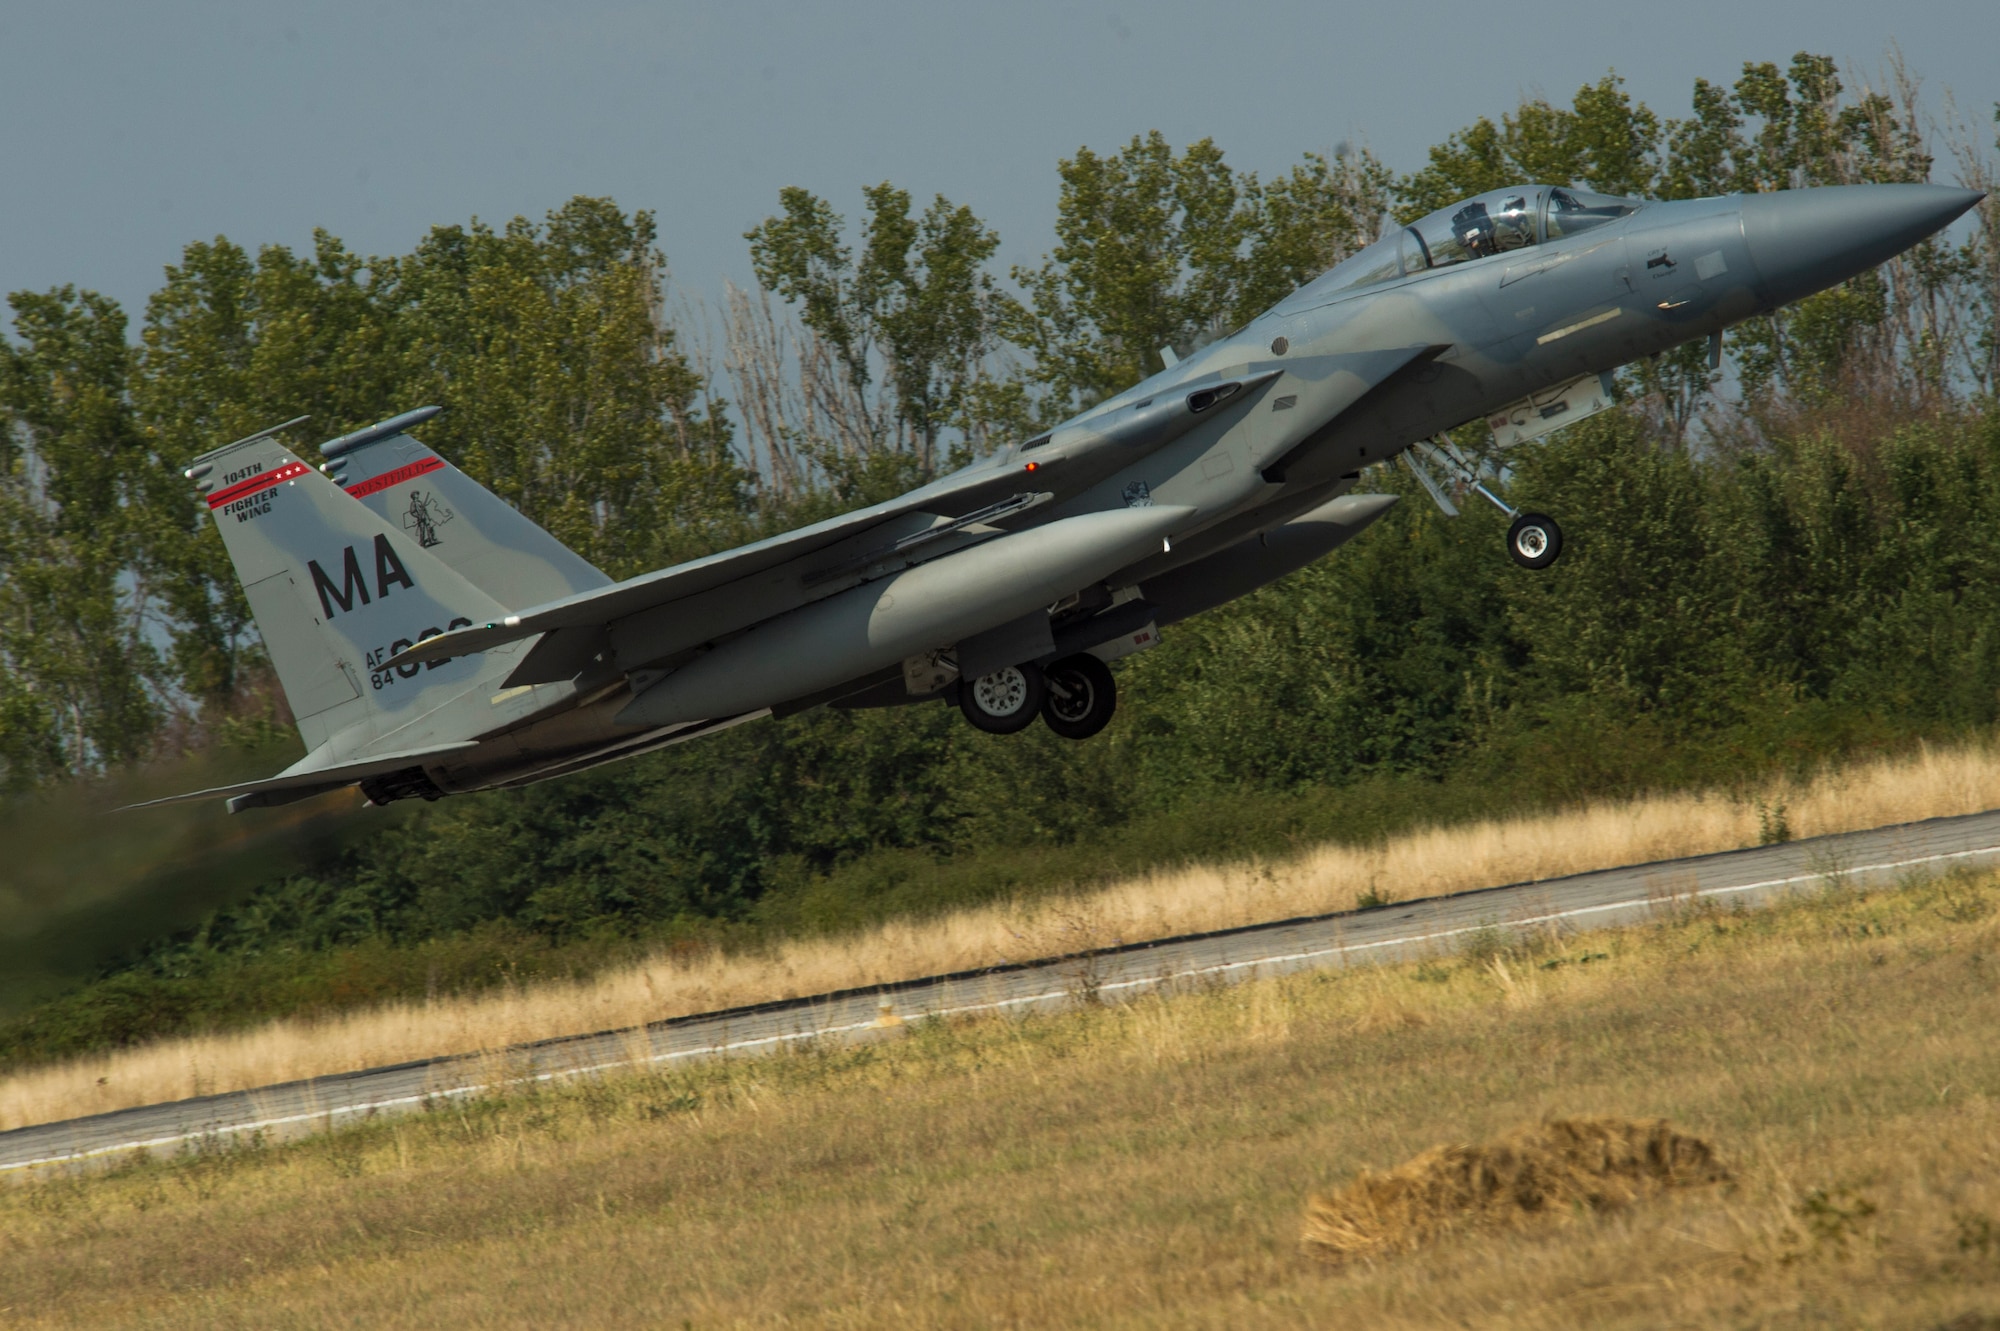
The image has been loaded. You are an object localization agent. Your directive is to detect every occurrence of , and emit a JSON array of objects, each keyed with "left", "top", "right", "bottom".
[{"left": 137, "top": 182, "right": 1984, "bottom": 812}]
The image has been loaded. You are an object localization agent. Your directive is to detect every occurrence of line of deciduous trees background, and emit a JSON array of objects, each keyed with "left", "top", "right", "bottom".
[{"left": 3, "top": 54, "right": 2000, "bottom": 1054}]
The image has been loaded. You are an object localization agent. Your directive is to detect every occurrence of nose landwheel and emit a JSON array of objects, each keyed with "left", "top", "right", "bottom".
[
  {"left": 1403, "top": 436, "right": 1566, "bottom": 570},
  {"left": 1507, "top": 512, "right": 1564, "bottom": 569}
]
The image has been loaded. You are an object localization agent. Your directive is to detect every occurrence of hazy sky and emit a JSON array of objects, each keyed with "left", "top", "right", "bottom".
[{"left": 3, "top": 1, "right": 1996, "bottom": 330}]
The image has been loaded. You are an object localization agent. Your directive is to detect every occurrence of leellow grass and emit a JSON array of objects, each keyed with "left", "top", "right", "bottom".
[
  {"left": 4, "top": 862, "right": 1999, "bottom": 1327},
  {"left": 6, "top": 738, "right": 2000, "bottom": 1133},
  {"left": 1299, "top": 1115, "right": 1732, "bottom": 1262}
]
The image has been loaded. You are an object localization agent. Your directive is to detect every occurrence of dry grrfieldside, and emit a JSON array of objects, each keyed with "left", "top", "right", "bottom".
[
  {"left": 7, "top": 739, "right": 2000, "bottom": 1132},
  {"left": 3, "top": 867, "right": 2000, "bottom": 1327},
  {"left": 1300, "top": 1115, "right": 1731, "bottom": 1261}
]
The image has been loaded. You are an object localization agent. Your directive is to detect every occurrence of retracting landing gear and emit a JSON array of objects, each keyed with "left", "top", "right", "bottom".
[
  {"left": 957, "top": 654, "right": 1121, "bottom": 739},
  {"left": 1403, "top": 436, "right": 1565, "bottom": 570},
  {"left": 958, "top": 662, "right": 1046, "bottom": 734},
  {"left": 1040, "top": 653, "right": 1117, "bottom": 740}
]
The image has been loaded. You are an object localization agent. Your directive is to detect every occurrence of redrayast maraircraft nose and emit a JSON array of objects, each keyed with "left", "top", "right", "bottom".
[{"left": 1741, "top": 183, "right": 1985, "bottom": 307}]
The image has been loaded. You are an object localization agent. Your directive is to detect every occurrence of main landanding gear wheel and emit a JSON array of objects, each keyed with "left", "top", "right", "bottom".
[
  {"left": 1507, "top": 512, "right": 1564, "bottom": 569},
  {"left": 1040, "top": 653, "right": 1117, "bottom": 740},
  {"left": 958, "top": 663, "right": 1046, "bottom": 734}
]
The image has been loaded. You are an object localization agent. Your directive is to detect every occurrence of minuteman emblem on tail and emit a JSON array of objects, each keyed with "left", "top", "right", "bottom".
[
  {"left": 402, "top": 489, "right": 453, "bottom": 547},
  {"left": 317, "top": 406, "right": 611, "bottom": 611}
]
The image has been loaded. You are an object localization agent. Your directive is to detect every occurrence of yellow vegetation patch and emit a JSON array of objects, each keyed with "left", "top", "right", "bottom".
[
  {"left": 6, "top": 738, "right": 2000, "bottom": 1130},
  {"left": 1300, "top": 1116, "right": 1729, "bottom": 1262},
  {"left": 5, "top": 873, "right": 2000, "bottom": 1327}
]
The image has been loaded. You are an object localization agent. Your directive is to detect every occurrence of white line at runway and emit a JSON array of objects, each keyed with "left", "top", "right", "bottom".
[{"left": 10, "top": 834, "right": 1989, "bottom": 1174}]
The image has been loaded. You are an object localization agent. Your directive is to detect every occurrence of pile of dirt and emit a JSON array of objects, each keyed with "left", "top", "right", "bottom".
[{"left": 1301, "top": 1116, "right": 1728, "bottom": 1263}]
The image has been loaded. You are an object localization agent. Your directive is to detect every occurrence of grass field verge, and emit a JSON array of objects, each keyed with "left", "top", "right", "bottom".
[
  {"left": 4, "top": 864, "right": 2000, "bottom": 1328},
  {"left": 8, "top": 739, "right": 2000, "bottom": 1133}
]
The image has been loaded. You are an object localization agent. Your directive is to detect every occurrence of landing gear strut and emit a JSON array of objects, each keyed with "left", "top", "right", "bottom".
[
  {"left": 958, "top": 662, "right": 1046, "bottom": 734},
  {"left": 1040, "top": 653, "right": 1117, "bottom": 740},
  {"left": 1404, "top": 436, "right": 1565, "bottom": 570}
]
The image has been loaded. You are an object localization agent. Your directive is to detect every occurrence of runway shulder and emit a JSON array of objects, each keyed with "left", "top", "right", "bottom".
[{"left": 153, "top": 182, "right": 1982, "bottom": 811}]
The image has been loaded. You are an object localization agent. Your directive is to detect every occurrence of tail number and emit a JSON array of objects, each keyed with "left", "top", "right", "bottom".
[{"left": 368, "top": 618, "right": 473, "bottom": 689}]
